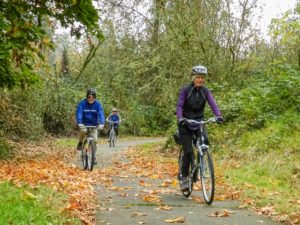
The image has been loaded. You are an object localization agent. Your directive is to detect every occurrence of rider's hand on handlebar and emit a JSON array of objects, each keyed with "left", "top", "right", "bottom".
[
  {"left": 178, "top": 118, "right": 186, "bottom": 125},
  {"left": 98, "top": 124, "right": 104, "bottom": 130},
  {"left": 215, "top": 117, "right": 224, "bottom": 123},
  {"left": 78, "top": 123, "right": 84, "bottom": 129}
]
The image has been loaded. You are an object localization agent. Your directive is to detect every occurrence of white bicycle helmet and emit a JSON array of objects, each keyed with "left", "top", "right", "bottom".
[{"left": 191, "top": 65, "right": 207, "bottom": 75}]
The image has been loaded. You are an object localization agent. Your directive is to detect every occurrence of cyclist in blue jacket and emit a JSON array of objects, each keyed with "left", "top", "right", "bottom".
[
  {"left": 106, "top": 108, "right": 121, "bottom": 138},
  {"left": 76, "top": 88, "right": 105, "bottom": 151}
]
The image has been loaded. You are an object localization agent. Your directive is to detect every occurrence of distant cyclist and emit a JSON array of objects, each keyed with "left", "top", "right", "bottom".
[
  {"left": 176, "top": 65, "right": 224, "bottom": 191},
  {"left": 76, "top": 88, "right": 105, "bottom": 156},
  {"left": 106, "top": 108, "right": 121, "bottom": 138}
]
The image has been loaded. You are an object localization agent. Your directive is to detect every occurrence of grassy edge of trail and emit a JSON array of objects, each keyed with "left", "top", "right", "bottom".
[
  {"left": 136, "top": 138, "right": 300, "bottom": 225},
  {"left": 0, "top": 181, "right": 80, "bottom": 225}
]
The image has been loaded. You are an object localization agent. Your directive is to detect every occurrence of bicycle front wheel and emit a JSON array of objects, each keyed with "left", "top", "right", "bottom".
[
  {"left": 87, "top": 141, "right": 96, "bottom": 171},
  {"left": 200, "top": 150, "right": 215, "bottom": 204},
  {"left": 81, "top": 150, "right": 88, "bottom": 170}
]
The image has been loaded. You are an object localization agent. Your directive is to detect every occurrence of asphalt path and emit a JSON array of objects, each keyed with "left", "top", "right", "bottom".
[{"left": 89, "top": 138, "right": 283, "bottom": 225}]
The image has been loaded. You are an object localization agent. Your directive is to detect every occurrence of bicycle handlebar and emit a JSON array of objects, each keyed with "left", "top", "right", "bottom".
[
  {"left": 184, "top": 117, "right": 217, "bottom": 125},
  {"left": 84, "top": 125, "right": 98, "bottom": 128}
]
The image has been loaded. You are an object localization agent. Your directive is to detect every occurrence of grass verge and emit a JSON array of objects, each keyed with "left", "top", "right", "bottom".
[{"left": 0, "top": 182, "right": 80, "bottom": 225}]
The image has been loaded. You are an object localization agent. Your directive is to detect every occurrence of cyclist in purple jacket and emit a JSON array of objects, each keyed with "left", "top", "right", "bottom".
[{"left": 176, "top": 65, "right": 224, "bottom": 191}]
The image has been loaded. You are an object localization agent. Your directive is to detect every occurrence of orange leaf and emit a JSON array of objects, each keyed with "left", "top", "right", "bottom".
[{"left": 165, "top": 216, "right": 185, "bottom": 223}]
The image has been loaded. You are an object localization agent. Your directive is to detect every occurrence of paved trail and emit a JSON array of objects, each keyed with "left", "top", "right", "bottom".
[{"left": 89, "top": 138, "right": 283, "bottom": 225}]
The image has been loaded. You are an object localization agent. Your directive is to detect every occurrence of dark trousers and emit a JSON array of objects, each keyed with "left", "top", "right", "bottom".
[
  {"left": 108, "top": 123, "right": 119, "bottom": 137},
  {"left": 178, "top": 123, "right": 209, "bottom": 177}
]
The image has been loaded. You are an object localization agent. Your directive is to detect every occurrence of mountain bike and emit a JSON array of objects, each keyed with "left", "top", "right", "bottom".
[
  {"left": 178, "top": 118, "right": 219, "bottom": 204},
  {"left": 81, "top": 126, "right": 97, "bottom": 171},
  {"left": 108, "top": 121, "right": 117, "bottom": 147}
]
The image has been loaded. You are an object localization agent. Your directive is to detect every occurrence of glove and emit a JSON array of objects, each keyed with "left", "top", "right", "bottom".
[
  {"left": 178, "top": 118, "right": 186, "bottom": 125},
  {"left": 98, "top": 124, "right": 104, "bottom": 130},
  {"left": 215, "top": 117, "right": 224, "bottom": 123},
  {"left": 78, "top": 123, "right": 85, "bottom": 129}
]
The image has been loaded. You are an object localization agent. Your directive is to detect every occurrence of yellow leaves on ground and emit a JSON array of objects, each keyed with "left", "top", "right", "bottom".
[{"left": 165, "top": 216, "right": 185, "bottom": 223}]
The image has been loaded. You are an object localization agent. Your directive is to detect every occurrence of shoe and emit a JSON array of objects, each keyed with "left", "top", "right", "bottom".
[
  {"left": 180, "top": 177, "right": 189, "bottom": 191},
  {"left": 77, "top": 142, "right": 83, "bottom": 150},
  {"left": 93, "top": 158, "right": 97, "bottom": 165},
  {"left": 177, "top": 172, "right": 182, "bottom": 181}
]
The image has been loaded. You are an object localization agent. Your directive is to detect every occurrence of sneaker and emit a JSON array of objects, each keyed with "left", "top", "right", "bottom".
[
  {"left": 93, "top": 158, "right": 98, "bottom": 165},
  {"left": 177, "top": 172, "right": 182, "bottom": 181},
  {"left": 180, "top": 177, "right": 189, "bottom": 191},
  {"left": 77, "top": 142, "right": 83, "bottom": 150}
]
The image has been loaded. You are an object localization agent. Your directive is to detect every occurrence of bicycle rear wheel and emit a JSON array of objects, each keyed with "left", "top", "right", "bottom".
[
  {"left": 178, "top": 149, "right": 193, "bottom": 198},
  {"left": 86, "top": 141, "right": 95, "bottom": 171},
  {"left": 200, "top": 150, "right": 215, "bottom": 204}
]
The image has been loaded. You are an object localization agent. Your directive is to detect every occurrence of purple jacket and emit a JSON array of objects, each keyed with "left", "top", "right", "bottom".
[{"left": 176, "top": 84, "right": 221, "bottom": 120}]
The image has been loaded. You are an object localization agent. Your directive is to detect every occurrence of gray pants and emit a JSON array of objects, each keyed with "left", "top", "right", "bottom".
[{"left": 79, "top": 127, "right": 98, "bottom": 143}]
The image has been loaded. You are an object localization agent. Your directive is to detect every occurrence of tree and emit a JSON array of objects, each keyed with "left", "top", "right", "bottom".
[{"left": 0, "top": 0, "right": 103, "bottom": 88}]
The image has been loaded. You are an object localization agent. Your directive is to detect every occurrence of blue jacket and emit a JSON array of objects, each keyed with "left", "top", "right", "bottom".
[
  {"left": 106, "top": 113, "right": 121, "bottom": 123},
  {"left": 76, "top": 99, "right": 105, "bottom": 126}
]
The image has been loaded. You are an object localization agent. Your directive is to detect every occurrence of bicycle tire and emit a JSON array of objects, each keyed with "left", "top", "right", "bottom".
[
  {"left": 81, "top": 149, "right": 88, "bottom": 170},
  {"left": 200, "top": 150, "right": 215, "bottom": 204},
  {"left": 86, "top": 141, "right": 95, "bottom": 171},
  {"left": 109, "top": 129, "right": 114, "bottom": 147},
  {"left": 178, "top": 149, "right": 193, "bottom": 198}
]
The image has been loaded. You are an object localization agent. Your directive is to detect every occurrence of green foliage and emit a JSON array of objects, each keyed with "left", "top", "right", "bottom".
[
  {"left": 0, "top": 0, "right": 103, "bottom": 89},
  {"left": 0, "top": 137, "right": 10, "bottom": 159},
  {"left": 0, "top": 182, "right": 80, "bottom": 224}
]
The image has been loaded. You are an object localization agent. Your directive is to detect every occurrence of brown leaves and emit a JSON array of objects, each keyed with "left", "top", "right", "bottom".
[
  {"left": 208, "top": 209, "right": 234, "bottom": 217},
  {"left": 155, "top": 205, "right": 173, "bottom": 210},
  {"left": 165, "top": 216, "right": 185, "bottom": 223},
  {"left": 131, "top": 212, "right": 148, "bottom": 217},
  {"left": 0, "top": 140, "right": 114, "bottom": 225},
  {"left": 141, "top": 194, "right": 162, "bottom": 203}
]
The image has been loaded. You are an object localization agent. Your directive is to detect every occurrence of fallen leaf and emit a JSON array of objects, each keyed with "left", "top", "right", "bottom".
[
  {"left": 192, "top": 196, "right": 203, "bottom": 204},
  {"left": 165, "top": 216, "right": 185, "bottom": 223},
  {"left": 141, "top": 194, "right": 162, "bottom": 203},
  {"left": 118, "top": 193, "right": 129, "bottom": 197},
  {"left": 208, "top": 209, "right": 234, "bottom": 217},
  {"left": 131, "top": 212, "right": 148, "bottom": 217},
  {"left": 155, "top": 205, "right": 173, "bottom": 210},
  {"left": 139, "top": 180, "right": 152, "bottom": 187},
  {"left": 23, "top": 191, "right": 39, "bottom": 199}
]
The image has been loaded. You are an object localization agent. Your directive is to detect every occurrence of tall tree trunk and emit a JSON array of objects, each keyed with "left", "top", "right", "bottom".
[{"left": 152, "top": 0, "right": 165, "bottom": 46}]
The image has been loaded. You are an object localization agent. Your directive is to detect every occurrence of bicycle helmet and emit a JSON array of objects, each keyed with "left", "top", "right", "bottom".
[
  {"left": 112, "top": 108, "right": 117, "bottom": 112},
  {"left": 191, "top": 65, "right": 207, "bottom": 75},
  {"left": 86, "top": 88, "right": 96, "bottom": 98}
]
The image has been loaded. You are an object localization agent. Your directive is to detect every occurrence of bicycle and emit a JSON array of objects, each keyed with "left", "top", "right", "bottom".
[
  {"left": 81, "top": 126, "right": 97, "bottom": 171},
  {"left": 178, "top": 117, "right": 220, "bottom": 204},
  {"left": 108, "top": 121, "right": 117, "bottom": 147}
]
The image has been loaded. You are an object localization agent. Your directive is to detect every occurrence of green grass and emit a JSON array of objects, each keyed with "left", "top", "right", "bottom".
[
  {"left": 213, "top": 111, "right": 300, "bottom": 217},
  {"left": 0, "top": 182, "right": 80, "bottom": 225},
  {"left": 56, "top": 138, "right": 78, "bottom": 148}
]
